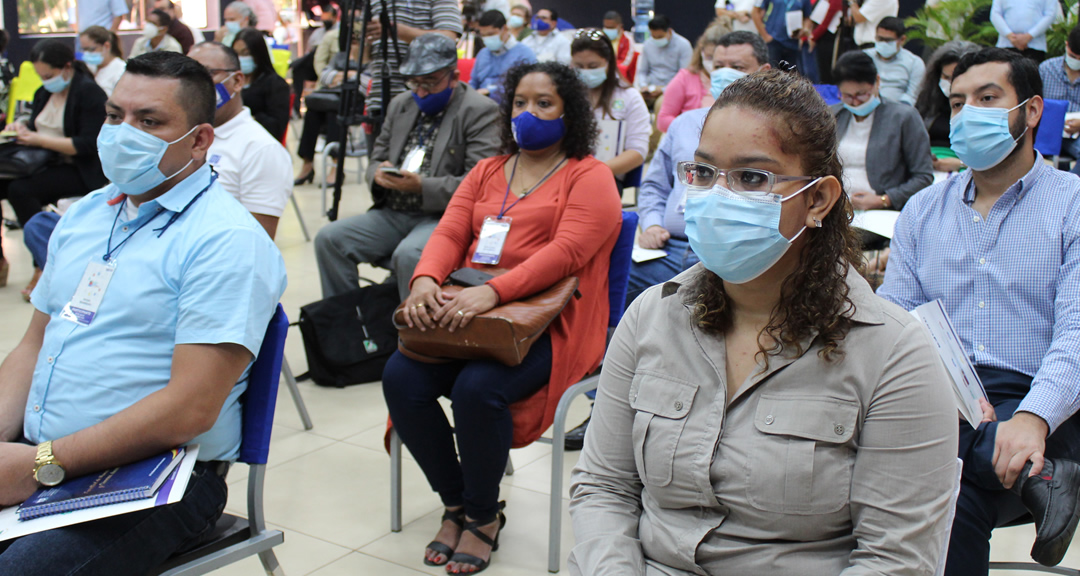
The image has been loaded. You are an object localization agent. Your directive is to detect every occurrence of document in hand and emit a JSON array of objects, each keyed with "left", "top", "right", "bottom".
[
  {"left": 785, "top": 10, "right": 804, "bottom": 38},
  {"left": 910, "top": 301, "right": 988, "bottom": 428},
  {"left": 594, "top": 119, "right": 626, "bottom": 164}
]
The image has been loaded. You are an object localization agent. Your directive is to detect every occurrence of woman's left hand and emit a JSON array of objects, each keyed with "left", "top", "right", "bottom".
[
  {"left": 849, "top": 191, "right": 882, "bottom": 211},
  {"left": 434, "top": 285, "right": 499, "bottom": 332},
  {"left": 13, "top": 124, "right": 38, "bottom": 147}
]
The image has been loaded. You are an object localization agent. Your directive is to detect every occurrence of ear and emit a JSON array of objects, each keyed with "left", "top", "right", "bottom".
[
  {"left": 1025, "top": 95, "right": 1044, "bottom": 131},
  {"left": 191, "top": 124, "right": 215, "bottom": 159},
  {"left": 803, "top": 175, "right": 842, "bottom": 230},
  {"left": 233, "top": 70, "right": 246, "bottom": 89}
]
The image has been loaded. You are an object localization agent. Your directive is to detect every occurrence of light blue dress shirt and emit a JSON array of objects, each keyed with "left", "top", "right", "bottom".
[
  {"left": 865, "top": 47, "right": 926, "bottom": 106},
  {"left": 27, "top": 163, "right": 288, "bottom": 461},
  {"left": 990, "top": 0, "right": 1058, "bottom": 53},
  {"left": 77, "top": 0, "right": 130, "bottom": 32},
  {"left": 878, "top": 156, "right": 1080, "bottom": 433},
  {"left": 469, "top": 37, "right": 536, "bottom": 104},
  {"left": 635, "top": 31, "right": 694, "bottom": 89},
  {"left": 638, "top": 107, "right": 709, "bottom": 240}
]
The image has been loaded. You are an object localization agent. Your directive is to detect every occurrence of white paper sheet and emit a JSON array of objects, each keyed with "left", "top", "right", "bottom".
[
  {"left": 632, "top": 246, "right": 668, "bottom": 263},
  {"left": 595, "top": 119, "right": 626, "bottom": 163},
  {"left": 910, "top": 302, "right": 988, "bottom": 429},
  {"left": 785, "top": 10, "right": 803, "bottom": 38},
  {"left": 851, "top": 209, "right": 900, "bottom": 239}
]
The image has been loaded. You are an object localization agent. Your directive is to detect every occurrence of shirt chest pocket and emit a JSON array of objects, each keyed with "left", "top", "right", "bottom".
[
  {"left": 630, "top": 373, "right": 698, "bottom": 488},
  {"left": 745, "top": 394, "right": 859, "bottom": 515}
]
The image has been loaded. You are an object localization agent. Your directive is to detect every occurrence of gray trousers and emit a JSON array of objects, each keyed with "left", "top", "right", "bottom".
[{"left": 315, "top": 208, "right": 440, "bottom": 300}]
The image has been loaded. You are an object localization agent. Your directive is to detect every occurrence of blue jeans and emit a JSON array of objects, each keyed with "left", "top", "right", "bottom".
[
  {"left": 382, "top": 335, "right": 552, "bottom": 521},
  {"left": 944, "top": 367, "right": 1080, "bottom": 576},
  {"left": 625, "top": 237, "right": 699, "bottom": 306},
  {"left": 23, "top": 211, "right": 60, "bottom": 269},
  {"left": 0, "top": 462, "right": 228, "bottom": 576}
]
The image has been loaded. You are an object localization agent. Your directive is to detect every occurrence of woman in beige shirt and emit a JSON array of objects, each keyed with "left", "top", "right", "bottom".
[{"left": 569, "top": 69, "right": 960, "bottom": 575}]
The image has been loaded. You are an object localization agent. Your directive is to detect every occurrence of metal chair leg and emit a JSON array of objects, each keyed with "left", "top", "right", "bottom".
[
  {"left": 505, "top": 456, "right": 514, "bottom": 476},
  {"left": 290, "top": 194, "right": 310, "bottom": 242},
  {"left": 549, "top": 375, "right": 600, "bottom": 573},
  {"left": 280, "top": 358, "right": 313, "bottom": 431},
  {"left": 390, "top": 429, "right": 403, "bottom": 532},
  {"left": 258, "top": 549, "right": 285, "bottom": 576}
]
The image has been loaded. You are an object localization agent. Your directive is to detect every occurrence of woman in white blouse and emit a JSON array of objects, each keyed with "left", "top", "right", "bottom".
[{"left": 78, "top": 26, "right": 126, "bottom": 97}]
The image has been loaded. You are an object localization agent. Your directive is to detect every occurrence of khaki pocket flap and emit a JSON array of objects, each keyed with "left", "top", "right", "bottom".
[
  {"left": 629, "top": 373, "right": 698, "bottom": 419},
  {"left": 754, "top": 394, "right": 858, "bottom": 443}
]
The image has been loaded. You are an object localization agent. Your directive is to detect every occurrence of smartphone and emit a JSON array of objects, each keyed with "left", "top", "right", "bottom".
[
  {"left": 380, "top": 166, "right": 403, "bottom": 176},
  {"left": 449, "top": 268, "right": 495, "bottom": 288}
]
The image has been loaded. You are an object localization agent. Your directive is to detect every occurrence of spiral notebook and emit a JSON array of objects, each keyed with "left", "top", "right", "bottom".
[{"left": 17, "top": 448, "right": 186, "bottom": 521}]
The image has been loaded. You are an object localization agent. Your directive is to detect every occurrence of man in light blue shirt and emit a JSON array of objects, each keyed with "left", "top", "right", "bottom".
[
  {"left": 470, "top": 9, "right": 536, "bottom": 104},
  {"left": 77, "top": 0, "right": 129, "bottom": 31},
  {"left": 991, "top": 0, "right": 1058, "bottom": 62},
  {"left": 633, "top": 14, "right": 693, "bottom": 107},
  {"left": 0, "top": 52, "right": 286, "bottom": 574},
  {"left": 864, "top": 17, "right": 925, "bottom": 106},
  {"left": 879, "top": 48, "right": 1080, "bottom": 573}
]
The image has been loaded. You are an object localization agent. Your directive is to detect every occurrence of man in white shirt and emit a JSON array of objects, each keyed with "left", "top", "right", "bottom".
[
  {"left": 521, "top": 8, "right": 571, "bottom": 65},
  {"left": 863, "top": 17, "right": 925, "bottom": 105},
  {"left": 850, "top": 0, "right": 897, "bottom": 48},
  {"left": 189, "top": 42, "right": 293, "bottom": 239}
]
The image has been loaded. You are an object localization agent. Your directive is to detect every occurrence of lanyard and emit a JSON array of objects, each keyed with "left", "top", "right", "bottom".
[
  {"left": 498, "top": 154, "right": 566, "bottom": 218},
  {"left": 415, "top": 116, "right": 441, "bottom": 147},
  {"left": 103, "top": 172, "right": 217, "bottom": 262}
]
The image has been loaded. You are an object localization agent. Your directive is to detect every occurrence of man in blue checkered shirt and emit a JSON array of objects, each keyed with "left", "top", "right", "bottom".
[
  {"left": 1038, "top": 25, "right": 1080, "bottom": 174},
  {"left": 879, "top": 48, "right": 1080, "bottom": 574}
]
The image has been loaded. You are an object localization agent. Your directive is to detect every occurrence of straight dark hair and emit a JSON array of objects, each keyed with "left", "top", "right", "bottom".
[
  {"left": 30, "top": 39, "right": 92, "bottom": 77},
  {"left": 81, "top": 25, "right": 124, "bottom": 59},
  {"left": 124, "top": 51, "right": 216, "bottom": 127},
  {"left": 952, "top": 47, "right": 1043, "bottom": 104},
  {"left": 233, "top": 27, "right": 275, "bottom": 81},
  {"left": 571, "top": 30, "right": 625, "bottom": 118}
]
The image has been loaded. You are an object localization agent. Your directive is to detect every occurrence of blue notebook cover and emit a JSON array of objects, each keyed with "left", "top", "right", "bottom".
[{"left": 17, "top": 448, "right": 185, "bottom": 521}]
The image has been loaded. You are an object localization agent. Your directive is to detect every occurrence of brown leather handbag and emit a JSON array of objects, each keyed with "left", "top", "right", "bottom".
[{"left": 393, "top": 275, "right": 579, "bottom": 366}]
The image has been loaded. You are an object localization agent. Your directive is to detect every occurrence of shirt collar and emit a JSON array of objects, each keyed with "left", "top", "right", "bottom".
[
  {"left": 214, "top": 106, "right": 252, "bottom": 139},
  {"left": 105, "top": 162, "right": 215, "bottom": 213},
  {"left": 960, "top": 151, "right": 1047, "bottom": 204}
]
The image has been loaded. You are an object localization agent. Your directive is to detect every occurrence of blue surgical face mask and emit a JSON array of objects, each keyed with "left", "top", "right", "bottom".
[
  {"left": 874, "top": 40, "right": 899, "bottom": 59},
  {"left": 651, "top": 36, "right": 670, "bottom": 48},
  {"left": 508, "top": 15, "right": 525, "bottom": 29},
  {"left": 1067, "top": 55, "right": 1080, "bottom": 71},
  {"left": 482, "top": 34, "right": 505, "bottom": 53},
  {"left": 511, "top": 111, "right": 565, "bottom": 151},
  {"left": 532, "top": 18, "right": 552, "bottom": 31},
  {"left": 603, "top": 27, "right": 619, "bottom": 40},
  {"left": 239, "top": 55, "right": 256, "bottom": 75},
  {"left": 844, "top": 94, "right": 881, "bottom": 117},
  {"left": 577, "top": 67, "right": 607, "bottom": 89},
  {"left": 710, "top": 67, "right": 747, "bottom": 99},
  {"left": 42, "top": 71, "right": 72, "bottom": 94},
  {"left": 949, "top": 99, "right": 1030, "bottom": 171},
  {"left": 82, "top": 51, "right": 105, "bottom": 67},
  {"left": 214, "top": 72, "right": 237, "bottom": 109},
  {"left": 684, "top": 180, "right": 818, "bottom": 284},
  {"left": 226, "top": 21, "right": 242, "bottom": 34},
  {"left": 413, "top": 84, "right": 454, "bottom": 115},
  {"left": 97, "top": 123, "right": 198, "bottom": 195}
]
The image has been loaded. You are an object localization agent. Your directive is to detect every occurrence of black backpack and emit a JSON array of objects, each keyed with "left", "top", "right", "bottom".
[{"left": 297, "top": 282, "right": 400, "bottom": 388}]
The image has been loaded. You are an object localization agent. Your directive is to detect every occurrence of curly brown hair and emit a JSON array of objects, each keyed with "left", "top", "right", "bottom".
[{"left": 687, "top": 69, "right": 863, "bottom": 365}]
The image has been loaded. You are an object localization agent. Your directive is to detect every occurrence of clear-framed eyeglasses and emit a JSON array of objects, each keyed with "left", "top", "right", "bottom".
[
  {"left": 405, "top": 69, "right": 453, "bottom": 92},
  {"left": 676, "top": 160, "right": 816, "bottom": 198}
]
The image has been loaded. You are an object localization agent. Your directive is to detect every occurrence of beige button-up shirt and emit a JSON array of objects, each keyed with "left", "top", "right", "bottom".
[{"left": 569, "top": 265, "right": 959, "bottom": 575}]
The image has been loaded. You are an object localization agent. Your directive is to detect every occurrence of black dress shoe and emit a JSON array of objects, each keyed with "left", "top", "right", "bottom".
[
  {"left": 564, "top": 416, "right": 590, "bottom": 451},
  {"left": 1012, "top": 458, "right": 1080, "bottom": 566}
]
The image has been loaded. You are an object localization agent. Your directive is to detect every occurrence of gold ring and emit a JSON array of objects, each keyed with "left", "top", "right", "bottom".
[
  {"left": 414, "top": 303, "right": 425, "bottom": 308},
  {"left": 457, "top": 310, "right": 465, "bottom": 317}
]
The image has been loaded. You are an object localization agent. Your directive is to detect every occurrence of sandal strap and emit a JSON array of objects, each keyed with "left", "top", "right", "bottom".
[
  {"left": 442, "top": 508, "right": 465, "bottom": 527},
  {"left": 462, "top": 521, "right": 497, "bottom": 548}
]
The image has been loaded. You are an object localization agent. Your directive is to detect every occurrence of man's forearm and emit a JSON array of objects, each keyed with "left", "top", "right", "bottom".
[
  {"left": 110, "top": 15, "right": 124, "bottom": 31},
  {"left": 0, "top": 311, "right": 48, "bottom": 442},
  {"left": 396, "top": 24, "right": 457, "bottom": 43}
]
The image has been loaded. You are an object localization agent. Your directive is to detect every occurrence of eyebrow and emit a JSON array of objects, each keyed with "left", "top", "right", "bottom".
[{"left": 951, "top": 82, "right": 1004, "bottom": 98}]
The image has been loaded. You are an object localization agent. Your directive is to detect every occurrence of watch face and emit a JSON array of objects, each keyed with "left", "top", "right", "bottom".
[{"left": 36, "top": 463, "right": 65, "bottom": 487}]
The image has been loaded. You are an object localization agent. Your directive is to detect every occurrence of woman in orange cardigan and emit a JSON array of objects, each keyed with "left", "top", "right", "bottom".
[{"left": 383, "top": 61, "right": 622, "bottom": 575}]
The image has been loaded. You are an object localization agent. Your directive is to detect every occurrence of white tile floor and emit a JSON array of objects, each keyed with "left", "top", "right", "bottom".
[{"left": 0, "top": 130, "right": 1075, "bottom": 575}]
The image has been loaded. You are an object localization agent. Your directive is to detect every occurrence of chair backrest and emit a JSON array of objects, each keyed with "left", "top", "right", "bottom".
[
  {"left": 272, "top": 48, "right": 290, "bottom": 79},
  {"left": 458, "top": 58, "right": 475, "bottom": 84},
  {"left": 1035, "top": 98, "right": 1069, "bottom": 158},
  {"left": 239, "top": 304, "right": 288, "bottom": 465},
  {"left": 607, "top": 211, "right": 638, "bottom": 328},
  {"left": 814, "top": 84, "right": 841, "bottom": 106},
  {"left": 7, "top": 62, "right": 42, "bottom": 122},
  {"left": 623, "top": 165, "right": 643, "bottom": 189}
]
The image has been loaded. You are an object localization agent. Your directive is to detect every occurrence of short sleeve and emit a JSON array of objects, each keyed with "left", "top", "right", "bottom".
[
  {"left": 239, "top": 142, "right": 293, "bottom": 217},
  {"left": 110, "top": 0, "right": 129, "bottom": 18}
]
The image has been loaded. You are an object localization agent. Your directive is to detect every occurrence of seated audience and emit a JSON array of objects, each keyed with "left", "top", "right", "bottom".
[
  {"left": 569, "top": 67, "right": 959, "bottom": 576},
  {"left": 232, "top": 27, "right": 289, "bottom": 141},
  {"left": 879, "top": 47, "right": 1080, "bottom": 573},
  {"left": 153, "top": 0, "right": 196, "bottom": 53},
  {"left": 316, "top": 33, "right": 500, "bottom": 300},
  {"left": 571, "top": 30, "right": 649, "bottom": 185},
  {"left": 991, "top": 0, "right": 1057, "bottom": 63},
  {"left": 864, "top": 17, "right": 924, "bottom": 105},
  {"left": 634, "top": 15, "right": 693, "bottom": 109},
  {"left": 657, "top": 24, "right": 725, "bottom": 133},
  {"left": 752, "top": 0, "right": 811, "bottom": 70},
  {"left": 509, "top": 4, "right": 531, "bottom": 41},
  {"left": 832, "top": 51, "right": 932, "bottom": 211},
  {"left": 0, "top": 51, "right": 287, "bottom": 574},
  {"left": 383, "top": 60, "right": 620, "bottom": 574},
  {"left": 522, "top": 8, "right": 571, "bottom": 65},
  {"left": 78, "top": 26, "right": 126, "bottom": 97},
  {"left": 292, "top": 6, "right": 337, "bottom": 115},
  {"left": 130, "top": 9, "right": 185, "bottom": 58},
  {"left": 470, "top": 10, "right": 537, "bottom": 103},
  {"left": 293, "top": 31, "right": 360, "bottom": 186},
  {"left": 917, "top": 40, "right": 979, "bottom": 173},
  {"left": 190, "top": 42, "right": 292, "bottom": 239},
  {"left": 217, "top": 1, "right": 257, "bottom": 47},
  {"left": 602, "top": 10, "right": 636, "bottom": 76},
  {"left": 1039, "top": 24, "right": 1080, "bottom": 166},
  {"left": 306, "top": 5, "right": 338, "bottom": 52},
  {"left": 0, "top": 39, "right": 107, "bottom": 291}
]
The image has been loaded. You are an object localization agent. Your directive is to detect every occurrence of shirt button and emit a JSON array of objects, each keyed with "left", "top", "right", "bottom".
[
  {"left": 764, "top": 415, "right": 775, "bottom": 425},
  {"left": 973, "top": 215, "right": 981, "bottom": 222},
  {"left": 33, "top": 405, "right": 41, "bottom": 412},
  {"left": 977, "top": 344, "right": 986, "bottom": 351},
  {"left": 674, "top": 401, "right": 684, "bottom": 411},
  {"left": 978, "top": 301, "right": 985, "bottom": 308},
  {"left": 122, "top": 226, "right": 129, "bottom": 232},
  {"left": 979, "top": 257, "right": 986, "bottom": 265},
  {"left": 46, "top": 356, "right": 54, "bottom": 364},
  {"left": 834, "top": 424, "right": 845, "bottom": 435}
]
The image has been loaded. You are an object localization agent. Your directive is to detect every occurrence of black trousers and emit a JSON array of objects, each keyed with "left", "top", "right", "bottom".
[
  {"left": 0, "top": 163, "right": 89, "bottom": 259},
  {"left": 296, "top": 108, "right": 344, "bottom": 161}
]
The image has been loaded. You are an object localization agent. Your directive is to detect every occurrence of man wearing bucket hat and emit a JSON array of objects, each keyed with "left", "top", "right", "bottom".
[{"left": 315, "top": 33, "right": 501, "bottom": 301}]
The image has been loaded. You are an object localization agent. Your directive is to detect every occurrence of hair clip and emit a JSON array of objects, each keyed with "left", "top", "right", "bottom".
[
  {"left": 778, "top": 60, "right": 799, "bottom": 74},
  {"left": 574, "top": 28, "right": 607, "bottom": 41}
]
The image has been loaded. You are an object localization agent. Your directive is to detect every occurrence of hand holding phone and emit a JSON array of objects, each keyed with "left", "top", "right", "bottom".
[{"left": 380, "top": 166, "right": 403, "bottom": 176}]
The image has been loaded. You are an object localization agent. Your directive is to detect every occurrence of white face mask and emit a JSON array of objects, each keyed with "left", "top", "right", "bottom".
[{"left": 939, "top": 78, "right": 951, "bottom": 98}]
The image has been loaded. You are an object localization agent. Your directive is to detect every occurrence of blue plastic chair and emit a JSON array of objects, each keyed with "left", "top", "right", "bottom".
[
  {"left": 1035, "top": 98, "right": 1069, "bottom": 161},
  {"left": 387, "top": 211, "right": 639, "bottom": 573},
  {"left": 814, "top": 84, "right": 841, "bottom": 106},
  {"left": 154, "top": 305, "right": 289, "bottom": 576}
]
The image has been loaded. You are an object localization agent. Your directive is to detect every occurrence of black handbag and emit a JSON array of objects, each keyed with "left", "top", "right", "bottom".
[
  {"left": 304, "top": 88, "right": 341, "bottom": 113},
  {"left": 0, "top": 144, "right": 56, "bottom": 180},
  {"left": 297, "top": 282, "right": 400, "bottom": 388}
]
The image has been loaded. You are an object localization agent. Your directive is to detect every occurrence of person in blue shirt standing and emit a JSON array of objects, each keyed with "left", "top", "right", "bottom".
[
  {"left": 470, "top": 9, "right": 536, "bottom": 104},
  {"left": 991, "top": 0, "right": 1058, "bottom": 63},
  {"left": 77, "top": 0, "right": 129, "bottom": 32},
  {"left": 752, "top": 0, "right": 814, "bottom": 78},
  {"left": 0, "top": 51, "right": 287, "bottom": 575}
]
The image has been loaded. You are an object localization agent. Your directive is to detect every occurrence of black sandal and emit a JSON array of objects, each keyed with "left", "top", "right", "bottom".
[
  {"left": 446, "top": 501, "right": 506, "bottom": 575},
  {"left": 424, "top": 507, "right": 465, "bottom": 566}
]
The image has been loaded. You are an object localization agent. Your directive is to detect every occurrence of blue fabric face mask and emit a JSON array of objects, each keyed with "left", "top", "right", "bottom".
[
  {"left": 577, "top": 67, "right": 607, "bottom": 89},
  {"left": 225, "top": 21, "right": 241, "bottom": 34},
  {"left": 82, "top": 51, "right": 105, "bottom": 67},
  {"left": 413, "top": 84, "right": 454, "bottom": 115},
  {"left": 684, "top": 180, "right": 817, "bottom": 284},
  {"left": 482, "top": 34, "right": 505, "bottom": 52},
  {"left": 42, "top": 71, "right": 71, "bottom": 94},
  {"left": 239, "top": 55, "right": 256, "bottom": 75},
  {"left": 511, "top": 111, "right": 565, "bottom": 151},
  {"left": 949, "top": 99, "right": 1030, "bottom": 171},
  {"left": 710, "top": 67, "right": 747, "bottom": 99},
  {"left": 214, "top": 72, "right": 237, "bottom": 109},
  {"left": 97, "top": 123, "right": 198, "bottom": 195},
  {"left": 874, "top": 40, "right": 899, "bottom": 59},
  {"left": 843, "top": 94, "right": 881, "bottom": 117}
]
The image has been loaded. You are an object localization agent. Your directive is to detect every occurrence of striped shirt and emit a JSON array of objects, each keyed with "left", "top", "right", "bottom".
[
  {"left": 878, "top": 155, "right": 1080, "bottom": 432},
  {"left": 368, "top": 0, "right": 462, "bottom": 114}
]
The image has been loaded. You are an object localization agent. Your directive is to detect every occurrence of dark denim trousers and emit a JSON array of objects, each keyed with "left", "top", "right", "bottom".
[
  {"left": 0, "top": 462, "right": 228, "bottom": 576},
  {"left": 944, "top": 367, "right": 1080, "bottom": 576},
  {"left": 23, "top": 211, "right": 60, "bottom": 269},
  {"left": 382, "top": 334, "right": 552, "bottom": 521}
]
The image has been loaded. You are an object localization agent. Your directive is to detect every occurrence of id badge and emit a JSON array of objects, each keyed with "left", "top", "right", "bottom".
[
  {"left": 472, "top": 216, "right": 511, "bottom": 265},
  {"left": 59, "top": 259, "right": 117, "bottom": 326},
  {"left": 402, "top": 146, "right": 426, "bottom": 173}
]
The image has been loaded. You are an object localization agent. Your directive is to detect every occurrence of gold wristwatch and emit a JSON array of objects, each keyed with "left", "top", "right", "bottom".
[{"left": 33, "top": 441, "right": 66, "bottom": 487}]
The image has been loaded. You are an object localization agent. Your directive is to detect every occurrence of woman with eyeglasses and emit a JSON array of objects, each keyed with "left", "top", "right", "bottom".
[
  {"left": 78, "top": 26, "right": 126, "bottom": 97},
  {"left": 568, "top": 69, "right": 960, "bottom": 575},
  {"left": 383, "top": 61, "right": 621, "bottom": 574},
  {"left": 570, "top": 29, "right": 650, "bottom": 187}
]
